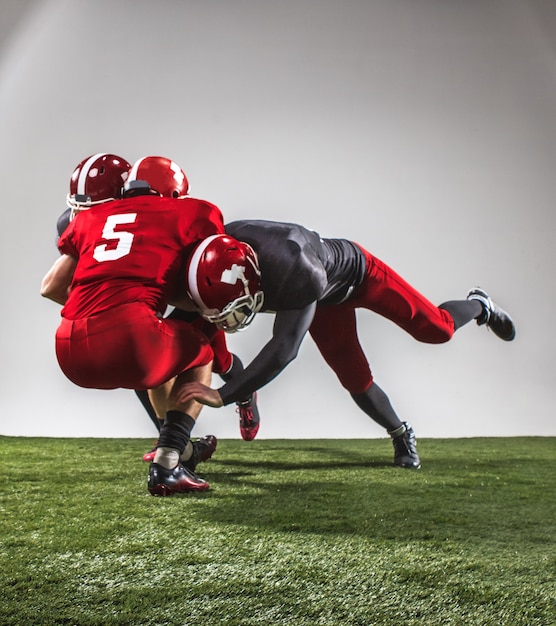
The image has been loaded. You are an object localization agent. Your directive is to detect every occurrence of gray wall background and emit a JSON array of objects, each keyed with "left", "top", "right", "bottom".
[{"left": 1, "top": 0, "right": 554, "bottom": 439}]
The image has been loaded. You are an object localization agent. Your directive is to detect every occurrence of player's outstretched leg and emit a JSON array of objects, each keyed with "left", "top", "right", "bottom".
[
  {"left": 148, "top": 462, "right": 210, "bottom": 496},
  {"left": 467, "top": 287, "right": 516, "bottom": 341},
  {"left": 388, "top": 422, "right": 421, "bottom": 469},
  {"left": 237, "top": 392, "right": 260, "bottom": 441}
]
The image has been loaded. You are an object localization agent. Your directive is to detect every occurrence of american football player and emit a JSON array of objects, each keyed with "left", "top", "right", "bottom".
[
  {"left": 178, "top": 220, "right": 516, "bottom": 469},
  {"left": 43, "top": 154, "right": 226, "bottom": 496}
]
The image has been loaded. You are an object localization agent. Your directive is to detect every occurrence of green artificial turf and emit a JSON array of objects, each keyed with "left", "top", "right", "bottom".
[{"left": 0, "top": 436, "right": 554, "bottom": 625}]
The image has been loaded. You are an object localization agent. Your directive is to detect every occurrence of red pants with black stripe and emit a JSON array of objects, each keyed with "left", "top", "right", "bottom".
[{"left": 308, "top": 246, "right": 454, "bottom": 394}]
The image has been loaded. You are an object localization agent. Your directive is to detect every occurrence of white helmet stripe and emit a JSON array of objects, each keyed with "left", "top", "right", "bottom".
[
  {"left": 128, "top": 156, "right": 148, "bottom": 182},
  {"left": 77, "top": 153, "right": 107, "bottom": 195},
  {"left": 187, "top": 234, "right": 224, "bottom": 310}
]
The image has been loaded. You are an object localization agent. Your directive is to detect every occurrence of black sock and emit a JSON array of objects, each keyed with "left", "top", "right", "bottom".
[
  {"left": 351, "top": 383, "right": 403, "bottom": 432},
  {"left": 135, "top": 389, "right": 163, "bottom": 432},
  {"left": 157, "top": 411, "right": 196, "bottom": 456},
  {"left": 439, "top": 300, "right": 483, "bottom": 331}
]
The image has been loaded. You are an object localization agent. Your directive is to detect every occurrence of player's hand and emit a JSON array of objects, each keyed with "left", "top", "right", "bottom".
[{"left": 177, "top": 382, "right": 224, "bottom": 408}]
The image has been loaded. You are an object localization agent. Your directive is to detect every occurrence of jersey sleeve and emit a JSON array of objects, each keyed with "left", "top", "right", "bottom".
[
  {"left": 57, "top": 218, "right": 79, "bottom": 258},
  {"left": 275, "top": 239, "right": 328, "bottom": 306},
  {"left": 179, "top": 198, "right": 225, "bottom": 245}
]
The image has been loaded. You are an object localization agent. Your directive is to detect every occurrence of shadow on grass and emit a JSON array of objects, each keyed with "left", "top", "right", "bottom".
[
  {"left": 214, "top": 457, "right": 390, "bottom": 471},
  {"left": 188, "top": 441, "right": 555, "bottom": 544},
  {"left": 193, "top": 472, "right": 527, "bottom": 543},
  {"left": 209, "top": 441, "right": 393, "bottom": 470},
  {"left": 3, "top": 437, "right": 553, "bottom": 546}
]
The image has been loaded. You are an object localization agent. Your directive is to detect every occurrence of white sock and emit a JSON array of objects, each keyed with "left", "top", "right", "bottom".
[
  {"left": 153, "top": 447, "right": 180, "bottom": 469},
  {"left": 388, "top": 424, "right": 407, "bottom": 438},
  {"left": 180, "top": 440, "right": 193, "bottom": 463}
]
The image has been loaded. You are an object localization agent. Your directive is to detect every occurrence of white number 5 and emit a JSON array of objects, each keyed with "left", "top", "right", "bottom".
[{"left": 93, "top": 213, "right": 138, "bottom": 262}]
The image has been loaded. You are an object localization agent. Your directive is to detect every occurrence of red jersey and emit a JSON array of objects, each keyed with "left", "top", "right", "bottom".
[{"left": 58, "top": 196, "right": 224, "bottom": 319}]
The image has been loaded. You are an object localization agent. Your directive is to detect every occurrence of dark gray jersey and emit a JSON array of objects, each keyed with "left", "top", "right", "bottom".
[
  {"left": 56, "top": 208, "right": 71, "bottom": 242},
  {"left": 225, "top": 220, "right": 366, "bottom": 310}
]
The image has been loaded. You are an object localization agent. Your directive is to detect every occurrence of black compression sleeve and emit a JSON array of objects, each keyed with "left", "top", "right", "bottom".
[
  {"left": 218, "top": 303, "right": 317, "bottom": 405},
  {"left": 439, "top": 300, "right": 483, "bottom": 331}
]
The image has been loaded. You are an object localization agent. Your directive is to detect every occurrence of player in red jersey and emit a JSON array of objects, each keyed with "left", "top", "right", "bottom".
[
  {"left": 178, "top": 222, "right": 516, "bottom": 469},
  {"left": 54, "top": 155, "right": 258, "bottom": 459},
  {"left": 42, "top": 155, "right": 226, "bottom": 495}
]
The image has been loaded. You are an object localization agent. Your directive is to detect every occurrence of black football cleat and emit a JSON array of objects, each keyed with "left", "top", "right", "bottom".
[
  {"left": 182, "top": 435, "right": 217, "bottom": 471},
  {"left": 467, "top": 287, "right": 516, "bottom": 341},
  {"left": 148, "top": 462, "right": 210, "bottom": 496},
  {"left": 390, "top": 422, "right": 421, "bottom": 469},
  {"left": 237, "top": 392, "right": 260, "bottom": 441}
]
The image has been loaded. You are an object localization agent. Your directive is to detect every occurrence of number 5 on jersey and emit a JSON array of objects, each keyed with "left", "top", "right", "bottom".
[{"left": 93, "top": 213, "right": 138, "bottom": 262}]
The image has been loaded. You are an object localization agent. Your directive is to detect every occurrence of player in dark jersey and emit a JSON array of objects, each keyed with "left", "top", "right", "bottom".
[
  {"left": 43, "top": 154, "right": 224, "bottom": 496},
  {"left": 179, "top": 220, "right": 516, "bottom": 469},
  {"left": 55, "top": 156, "right": 261, "bottom": 449}
]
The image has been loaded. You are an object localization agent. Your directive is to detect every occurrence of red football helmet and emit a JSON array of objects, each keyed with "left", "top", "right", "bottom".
[
  {"left": 66, "top": 153, "right": 130, "bottom": 219},
  {"left": 187, "top": 234, "right": 264, "bottom": 333},
  {"left": 126, "top": 156, "right": 189, "bottom": 198}
]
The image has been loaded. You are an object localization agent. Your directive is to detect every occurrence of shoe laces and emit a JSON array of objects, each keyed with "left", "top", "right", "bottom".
[
  {"left": 236, "top": 401, "right": 254, "bottom": 424},
  {"left": 393, "top": 429, "right": 417, "bottom": 456},
  {"left": 468, "top": 291, "right": 492, "bottom": 326}
]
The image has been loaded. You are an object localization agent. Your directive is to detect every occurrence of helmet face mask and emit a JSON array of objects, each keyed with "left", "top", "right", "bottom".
[
  {"left": 66, "top": 153, "right": 130, "bottom": 220},
  {"left": 67, "top": 193, "right": 113, "bottom": 221},
  {"left": 187, "top": 234, "right": 264, "bottom": 333},
  {"left": 203, "top": 291, "right": 265, "bottom": 332}
]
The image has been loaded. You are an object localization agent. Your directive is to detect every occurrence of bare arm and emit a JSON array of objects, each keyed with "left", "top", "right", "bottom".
[{"left": 40, "top": 254, "right": 76, "bottom": 305}]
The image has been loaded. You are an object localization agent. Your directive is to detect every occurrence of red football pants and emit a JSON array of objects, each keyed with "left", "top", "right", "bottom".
[
  {"left": 308, "top": 246, "right": 455, "bottom": 394},
  {"left": 56, "top": 302, "right": 213, "bottom": 390},
  {"left": 188, "top": 317, "right": 233, "bottom": 375}
]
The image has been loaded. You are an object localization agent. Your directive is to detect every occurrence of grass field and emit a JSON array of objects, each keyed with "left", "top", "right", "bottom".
[{"left": 0, "top": 436, "right": 554, "bottom": 625}]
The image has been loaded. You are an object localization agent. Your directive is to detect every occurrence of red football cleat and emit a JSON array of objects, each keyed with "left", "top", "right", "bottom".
[
  {"left": 237, "top": 392, "right": 260, "bottom": 441},
  {"left": 142, "top": 447, "right": 157, "bottom": 463}
]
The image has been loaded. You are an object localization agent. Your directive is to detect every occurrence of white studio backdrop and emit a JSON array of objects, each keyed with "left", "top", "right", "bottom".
[{"left": 0, "top": 0, "right": 555, "bottom": 439}]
